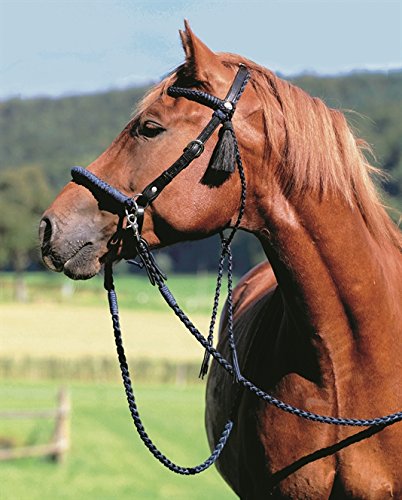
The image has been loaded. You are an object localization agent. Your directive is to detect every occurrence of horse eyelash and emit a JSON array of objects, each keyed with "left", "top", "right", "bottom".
[{"left": 132, "top": 120, "right": 166, "bottom": 139}]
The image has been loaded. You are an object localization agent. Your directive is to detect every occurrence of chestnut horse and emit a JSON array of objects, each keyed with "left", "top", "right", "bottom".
[{"left": 40, "top": 23, "right": 402, "bottom": 498}]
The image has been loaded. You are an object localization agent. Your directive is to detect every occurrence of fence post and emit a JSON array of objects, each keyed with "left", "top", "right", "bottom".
[
  {"left": 175, "top": 364, "right": 188, "bottom": 387},
  {"left": 51, "top": 387, "right": 70, "bottom": 463}
]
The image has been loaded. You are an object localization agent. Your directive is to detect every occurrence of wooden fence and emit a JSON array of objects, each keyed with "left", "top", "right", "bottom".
[{"left": 0, "top": 388, "right": 70, "bottom": 462}]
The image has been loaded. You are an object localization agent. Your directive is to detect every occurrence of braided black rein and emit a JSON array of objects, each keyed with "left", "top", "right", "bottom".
[
  {"left": 71, "top": 64, "right": 402, "bottom": 476},
  {"left": 104, "top": 264, "right": 233, "bottom": 475}
]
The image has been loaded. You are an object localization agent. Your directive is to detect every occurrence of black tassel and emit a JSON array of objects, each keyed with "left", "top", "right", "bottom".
[
  {"left": 199, "top": 349, "right": 211, "bottom": 379},
  {"left": 209, "top": 121, "right": 236, "bottom": 173}
]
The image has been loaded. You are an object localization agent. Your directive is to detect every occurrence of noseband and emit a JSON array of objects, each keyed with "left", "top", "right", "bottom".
[{"left": 70, "top": 65, "right": 402, "bottom": 476}]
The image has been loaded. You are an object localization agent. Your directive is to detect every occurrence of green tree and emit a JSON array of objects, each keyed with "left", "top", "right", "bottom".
[{"left": 0, "top": 165, "right": 53, "bottom": 300}]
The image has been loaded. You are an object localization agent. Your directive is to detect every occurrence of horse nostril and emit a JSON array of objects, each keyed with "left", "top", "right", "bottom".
[{"left": 39, "top": 216, "right": 54, "bottom": 249}]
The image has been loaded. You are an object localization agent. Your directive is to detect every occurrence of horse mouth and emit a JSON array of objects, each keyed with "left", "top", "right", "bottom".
[
  {"left": 42, "top": 241, "right": 101, "bottom": 280},
  {"left": 62, "top": 242, "right": 101, "bottom": 280}
]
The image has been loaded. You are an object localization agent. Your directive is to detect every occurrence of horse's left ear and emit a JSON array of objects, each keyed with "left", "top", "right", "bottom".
[{"left": 179, "top": 20, "right": 229, "bottom": 88}]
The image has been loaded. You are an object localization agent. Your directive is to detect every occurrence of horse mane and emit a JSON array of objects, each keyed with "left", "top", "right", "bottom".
[{"left": 136, "top": 54, "right": 402, "bottom": 250}]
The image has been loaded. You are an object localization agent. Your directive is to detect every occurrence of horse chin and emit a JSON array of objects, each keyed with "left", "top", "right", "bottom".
[
  {"left": 62, "top": 244, "right": 102, "bottom": 280},
  {"left": 63, "top": 259, "right": 100, "bottom": 280},
  {"left": 41, "top": 241, "right": 101, "bottom": 280}
]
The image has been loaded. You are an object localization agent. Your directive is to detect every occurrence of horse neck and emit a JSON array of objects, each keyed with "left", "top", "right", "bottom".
[{"left": 254, "top": 188, "right": 402, "bottom": 381}]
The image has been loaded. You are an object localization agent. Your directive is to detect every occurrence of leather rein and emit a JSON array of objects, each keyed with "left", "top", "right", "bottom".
[{"left": 70, "top": 65, "right": 402, "bottom": 475}]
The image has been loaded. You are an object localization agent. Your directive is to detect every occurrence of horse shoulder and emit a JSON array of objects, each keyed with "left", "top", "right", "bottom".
[{"left": 205, "top": 261, "right": 278, "bottom": 494}]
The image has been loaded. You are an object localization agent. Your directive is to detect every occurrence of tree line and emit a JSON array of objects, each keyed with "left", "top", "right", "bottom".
[{"left": 1, "top": 70, "right": 401, "bottom": 279}]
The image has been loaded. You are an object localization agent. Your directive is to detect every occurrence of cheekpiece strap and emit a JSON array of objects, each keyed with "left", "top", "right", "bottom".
[{"left": 137, "top": 64, "right": 250, "bottom": 208}]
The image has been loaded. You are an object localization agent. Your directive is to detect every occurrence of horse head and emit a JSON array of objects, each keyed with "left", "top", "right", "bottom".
[{"left": 39, "top": 21, "right": 266, "bottom": 279}]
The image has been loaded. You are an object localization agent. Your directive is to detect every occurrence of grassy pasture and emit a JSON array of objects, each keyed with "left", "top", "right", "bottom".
[
  {"left": 0, "top": 273, "right": 236, "bottom": 497},
  {"left": 1, "top": 271, "right": 223, "bottom": 381},
  {"left": 0, "top": 271, "right": 219, "bottom": 314},
  {"left": 0, "top": 381, "right": 236, "bottom": 499},
  {"left": 0, "top": 303, "right": 209, "bottom": 362},
  {"left": 0, "top": 302, "right": 211, "bottom": 382}
]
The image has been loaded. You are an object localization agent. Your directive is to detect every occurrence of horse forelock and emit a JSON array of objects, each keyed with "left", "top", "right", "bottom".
[
  {"left": 132, "top": 53, "right": 401, "bottom": 250},
  {"left": 132, "top": 67, "right": 182, "bottom": 118}
]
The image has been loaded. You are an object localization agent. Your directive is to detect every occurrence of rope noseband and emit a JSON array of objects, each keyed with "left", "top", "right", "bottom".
[{"left": 70, "top": 65, "right": 402, "bottom": 476}]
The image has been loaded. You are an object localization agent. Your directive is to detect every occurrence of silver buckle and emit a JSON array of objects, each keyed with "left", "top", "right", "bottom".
[{"left": 184, "top": 139, "right": 204, "bottom": 158}]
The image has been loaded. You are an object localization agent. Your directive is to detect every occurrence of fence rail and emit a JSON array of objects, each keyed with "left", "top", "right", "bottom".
[
  {"left": 0, "top": 409, "right": 60, "bottom": 419},
  {"left": 0, "top": 388, "right": 70, "bottom": 462}
]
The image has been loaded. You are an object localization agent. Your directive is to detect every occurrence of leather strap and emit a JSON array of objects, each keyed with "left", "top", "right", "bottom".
[
  {"left": 224, "top": 64, "right": 249, "bottom": 105},
  {"left": 137, "top": 64, "right": 250, "bottom": 208},
  {"left": 138, "top": 114, "right": 222, "bottom": 206}
]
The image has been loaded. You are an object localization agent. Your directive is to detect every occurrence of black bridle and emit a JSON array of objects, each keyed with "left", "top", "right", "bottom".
[
  {"left": 72, "top": 64, "right": 250, "bottom": 242},
  {"left": 70, "top": 65, "right": 402, "bottom": 476}
]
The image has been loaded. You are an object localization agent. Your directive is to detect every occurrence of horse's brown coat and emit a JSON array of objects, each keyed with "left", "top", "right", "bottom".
[{"left": 40, "top": 22, "right": 402, "bottom": 499}]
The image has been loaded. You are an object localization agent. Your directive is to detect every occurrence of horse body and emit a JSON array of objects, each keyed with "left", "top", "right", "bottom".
[
  {"left": 40, "top": 22, "right": 402, "bottom": 498},
  {"left": 207, "top": 191, "right": 402, "bottom": 498}
]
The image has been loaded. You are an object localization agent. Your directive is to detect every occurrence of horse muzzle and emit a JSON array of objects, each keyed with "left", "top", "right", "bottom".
[{"left": 39, "top": 213, "right": 102, "bottom": 280}]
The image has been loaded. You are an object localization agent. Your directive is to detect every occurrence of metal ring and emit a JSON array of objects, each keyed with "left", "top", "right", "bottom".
[{"left": 126, "top": 195, "right": 146, "bottom": 216}]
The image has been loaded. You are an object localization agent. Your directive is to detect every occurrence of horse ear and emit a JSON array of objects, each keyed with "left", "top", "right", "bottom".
[{"left": 179, "top": 20, "right": 226, "bottom": 86}]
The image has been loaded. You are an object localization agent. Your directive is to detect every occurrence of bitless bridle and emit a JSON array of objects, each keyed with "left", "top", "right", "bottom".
[{"left": 71, "top": 65, "right": 402, "bottom": 476}]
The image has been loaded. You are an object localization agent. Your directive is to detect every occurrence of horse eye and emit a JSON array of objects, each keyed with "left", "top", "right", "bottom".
[{"left": 138, "top": 120, "right": 165, "bottom": 138}]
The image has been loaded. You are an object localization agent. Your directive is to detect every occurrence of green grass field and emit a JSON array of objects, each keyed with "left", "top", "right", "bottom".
[
  {"left": 1, "top": 271, "right": 221, "bottom": 379},
  {"left": 0, "top": 273, "right": 235, "bottom": 500},
  {"left": 0, "top": 381, "right": 236, "bottom": 499},
  {"left": 0, "top": 301, "right": 213, "bottom": 383},
  {"left": 1, "top": 273, "right": 236, "bottom": 498},
  {"left": 0, "top": 271, "right": 220, "bottom": 314},
  {"left": 0, "top": 303, "right": 209, "bottom": 362},
  {"left": 1, "top": 271, "right": 224, "bottom": 381}
]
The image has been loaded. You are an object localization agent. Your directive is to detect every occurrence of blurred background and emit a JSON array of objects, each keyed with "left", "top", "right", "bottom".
[{"left": 0, "top": 1, "right": 401, "bottom": 498}]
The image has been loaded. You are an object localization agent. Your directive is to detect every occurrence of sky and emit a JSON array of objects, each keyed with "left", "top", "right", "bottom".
[{"left": 0, "top": 0, "right": 401, "bottom": 100}]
